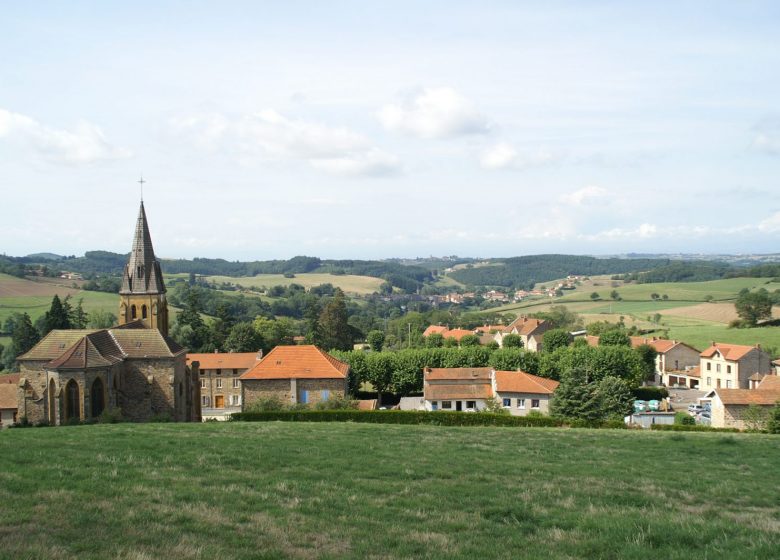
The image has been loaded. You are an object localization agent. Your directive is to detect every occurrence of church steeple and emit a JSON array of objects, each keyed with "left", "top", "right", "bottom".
[{"left": 118, "top": 201, "right": 169, "bottom": 335}]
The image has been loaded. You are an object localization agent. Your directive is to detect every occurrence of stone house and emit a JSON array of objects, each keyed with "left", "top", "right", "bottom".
[
  {"left": 699, "top": 343, "right": 774, "bottom": 391},
  {"left": 706, "top": 375, "right": 780, "bottom": 429},
  {"left": 240, "top": 345, "right": 349, "bottom": 409},
  {"left": 0, "top": 374, "right": 19, "bottom": 428},
  {"left": 629, "top": 337, "right": 701, "bottom": 388},
  {"left": 187, "top": 351, "right": 262, "bottom": 410},
  {"left": 494, "top": 317, "right": 551, "bottom": 351},
  {"left": 423, "top": 367, "right": 493, "bottom": 412},
  {"left": 493, "top": 370, "right": 559, "bottom": 416}
]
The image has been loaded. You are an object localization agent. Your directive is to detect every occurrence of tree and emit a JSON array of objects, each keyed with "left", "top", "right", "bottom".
[
  {"left": 610, "top": 290, "right": 620, "bottom": 301},
  {"left": 1, "top": 313, "right": 40, "bottom": 371},
  {"left": 767, "top": 402, "right": 780, "bottom": 434},
  {"left": 224, "top": 322, "right": 264, "bottom": 353},
  {"left": 550, "top": 367, "right": 602, "bottom": 421},
  {"left": 459, "top": 334, "right": 481, "bottom": 347},
  {"left": 318, "top": 289, "right": 352, "bottom": 351},
  {"left": 735, "top": 288, "right": 773, "bottom": 326},
  {"left": 590, "top": 292, "right": 600, "bottom": 300},
  {"left": 424, "top": 333, "right": 444, "bottom": 348},
  {"left": 595, "top": 376, "right": 633, "bottom": 419},
  {"left": 366, "top": 330, "right": 385, "bottom": 352},
  {"left": 650, "top": 293, "right": 660, "bottom": 300},
  {"left": 502, "top": 334, "right": 523, "bottom": 348},
  {"left": 70, "top": 298, "right": 88, "bottom": 329},
  {"left": 542, "top": 329, "right": 570, "bottom": 353},
  {"left": 634, "top": 344, "right": 658, "bottom": 382},
  {"left": 41, "top": 294, "right": 71, "bottom": 335},
  {"left": 88, "top": 309, "right": 117, "bottom": 329},
  {"left": 599, "top": 329, "right": 631, "bottom": 347}
]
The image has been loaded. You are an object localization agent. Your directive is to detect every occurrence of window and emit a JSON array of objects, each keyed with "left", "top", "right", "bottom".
[
  {"left": 716, "top": 364, "right": 721, "bottom": 373},
  {"left": 707, "top": 377, "right": 711, "bottom": 387},
  {"left": 200, "top": 379, "right": 206, "bottom": 389},
  {"left": 466, "top": 401, "right": 476, "bottom": 409},
  {"left": 726, "top": 380, "right": 732, "bottom": 388},
  {"left": 321, "top": 390, "right": 330, "bottom": 402},
  {"left": 300, "top": 390, "right": 309, "bottom": 404},
  {"left": 531, "top": 399, "right": 540, "bottom": 409},
  {"left": 202, "top": 396, "right": 210, "bottom": 407},
  {"left": 706, "top": 362, "right": 711, "bottom": 371},
  {"left": 216, "top": 379, "right": 222, "bottom": 389},
  {"left": 431, "top": 401, "right": 438, "bottom": 411},
  {"left": 517, "top": 399, "right": 526, "bottom": 409},
  {"left": 233, "top": 369, "right": 239, "bottom": 375},
  {"left": 216, "top": 369, "right": 222, "bottom": 376},
  {"left": 142, "top": 305, "right": 147, "bottom": 319},
  {"left": 442, "top": 401, "right": 452, "bottom": 409},
  {"left": 233, "top": 379, "right": 239, "bottom": 389},
  {"left": 502, "top": 398, "right": 511, "bottom": 408},
  {"left": 230, "top": 395, "right": 241, "bottom": 406},
  {"left": 131, "top": 305, "right": 137, "bottom": 319},
  {"left": 727, "top": 365, "right": 731, "bottom": 374},
  {"left": 199, "top": 369, "right": 204, "bottom": 376}
]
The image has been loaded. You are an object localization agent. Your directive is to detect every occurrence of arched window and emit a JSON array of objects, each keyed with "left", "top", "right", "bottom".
[
  {"left": 48, "top": 378, "right": 57, "bottom": 424},
  {"left": 142, "top": 305, "right": 148, "bottom": 319},
  {"left": 131, "top": 305, "right": 137, "bottom": 319},
  {"left": 65, "top": 379, "right": 80, "bottom": 421},
  {"left": 91, "top": 378, "right": 105, "bottom": 418}
]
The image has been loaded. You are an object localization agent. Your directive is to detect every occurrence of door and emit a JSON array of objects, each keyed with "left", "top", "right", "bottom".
[
  {"left": 214, "top": 395, "right": 225, "bottom": 408},
  {"left": 456, "top": 401, "right": 462, "bottom": 411}
]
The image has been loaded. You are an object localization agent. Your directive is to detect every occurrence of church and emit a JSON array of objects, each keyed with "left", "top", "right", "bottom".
[{"left": 15, "top": 202, "right": 201, "bottom": 424}]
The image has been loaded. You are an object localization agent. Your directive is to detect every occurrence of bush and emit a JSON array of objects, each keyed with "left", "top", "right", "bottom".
[
  {"left": 99, "top": 407, "right": 124, "bottom": 424},
  {"left": 674, "top": 412, "right": 695, "bottom": 425},
  {"left": 650, "top": 424, "right": 739, "bottom": 433},
  {"left": 314, "top": 395, "right": 359, "bottom": 411},
  {"left": 148, "top": 413, "right": 172, "bottom": 423},
  {"left": 245, "top": 396, "right": 287, "bottom": 412},
  {"left": 633, "top": 386, "right": 669, "bottom": 401}
]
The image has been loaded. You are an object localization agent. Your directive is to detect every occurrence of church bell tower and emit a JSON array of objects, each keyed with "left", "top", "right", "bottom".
[{"left": 118, "top": 201, "right": 169, "bottom": 336}]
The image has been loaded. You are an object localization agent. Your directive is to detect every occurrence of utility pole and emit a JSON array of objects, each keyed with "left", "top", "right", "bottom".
[{"left": 408, "top": 323, "right": 412, "bottom": 349}]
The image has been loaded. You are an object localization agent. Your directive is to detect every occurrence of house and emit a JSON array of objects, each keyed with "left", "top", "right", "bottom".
[
  {"left": 187, "top": 351, "right": 262, "bottom": 411},
  {"left": 0, "top": 374, "right": 19, "bottom": 428},
  {"left": 423, "top": 367, "right": 559, "bottom": 414},
  {"left": 705, "top": 375, "right": 780, "bottom": 429},
  {"left": 494, "top": 316, "right": 551, "bottom": 351},
  {"left": 698, "top": 342, "right": 774, "bottom": 391},
  {"left": 240, "top": 345, "right": 349, "bottom": 409},
  {"left": 423, "top": 367, "right": 493, "bottom": 411},
  {"left": 628, "top": 337, "right": 701, "bottom": 388},
  {"left": 493, "top": 370, "right": 559, "bottom": 416},
  {"left": 422, "top": 325, "right": 448, "bottom": 337},
  {"left": 422, "top": 326, "right": 476, "bottom": 343}
]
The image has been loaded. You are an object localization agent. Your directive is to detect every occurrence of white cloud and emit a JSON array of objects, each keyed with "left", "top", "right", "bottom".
[
  {"left": 559, "top": 185, "right": 607, "bottom": 206},
  {"left": 0, "top": 108, "right": 131, "bottom": 164},
  {"left": 378, "top": 87, "right": 490, "bottom": 139},
  {"left": 752, "top": 119, "right": 780, "bottom": 156},
  {"left": 171, "top": 110, "right": 400, "bottom": 177},
  {"left": 758, "top": 211, "right": 780, "bottom": 233},
  {"left": 480, "top": 142, "right": 556, "bottom": 170}
]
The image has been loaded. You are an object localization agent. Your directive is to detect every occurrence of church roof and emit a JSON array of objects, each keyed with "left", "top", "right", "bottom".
[
  {"left": 120, "top": 201, "right": 166, "bottom": 295},
  {"left": 18, "top": 326, "right": 185, "bottom": 368}
]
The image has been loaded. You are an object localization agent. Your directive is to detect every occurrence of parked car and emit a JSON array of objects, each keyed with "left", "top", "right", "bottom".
[
  {"left": 697, "top": 411, "right": 711, "bottom": 425},
  {"left": 688, "top": 404, "right": 704, "bottom": 416}
]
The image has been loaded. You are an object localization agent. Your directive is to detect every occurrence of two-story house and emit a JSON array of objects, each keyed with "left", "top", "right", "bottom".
[
  {"left": 698, "top": 343, "right": 774, "bottom": 391},
  {"left": 187, "top": 351, "right": 262, "bottom": 411}
]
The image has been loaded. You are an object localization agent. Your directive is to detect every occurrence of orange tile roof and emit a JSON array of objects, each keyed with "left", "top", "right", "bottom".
[
  {"left": 423, "top": 325, "right": 448, "bottom": 336},
  {"left": 424, "top": 367, "right": 492, "bottom": 381},
  {"left": 494, "top": 370, "right": 559, "bottom": 394},
  {"left": 0, "top": 374, "right": 20, "bottom": 385},
  {"left": 716, "top": 388, "right": 780, "bottom": 406},
  {"left": 758, "top": 375, "right": 780, "bottom": 391},
  {"left": 475, "top": 325, "right": 503, "bottom": 334},
  {"left": 504, "top": 316, "right": 546, "bottom": 335},
  {"left": 0, "top": 384, "right": 16, "bottom": 410},
  {"left": 442, "top": 329, "right": 474, "bottom": 341},
  {"left": 187, "top": 352, "right": 261, "bottom": 371},
  {"left": 629, "top": 337, "right": 700, "bottom": 354},
  {"left": 700, "top": 343, "right": 759, "bottom": 361},
  {"left": 425, "top": 383, "right": 493, "bottom": 400},
  {"left": 685, "top": 366, "right": 701, "bottom": 378},
  {"left": 240, "top": 345, "right": 349, "bottom": 380}
]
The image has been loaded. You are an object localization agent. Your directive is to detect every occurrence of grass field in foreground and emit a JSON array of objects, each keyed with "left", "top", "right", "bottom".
[{"left": 1, "top": 423, "right": 778, "bottom": 560}]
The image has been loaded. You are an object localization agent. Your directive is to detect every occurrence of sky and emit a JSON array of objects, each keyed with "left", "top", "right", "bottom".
[{"left": 1, "top": 1, "right": 780, "bottom": 260}]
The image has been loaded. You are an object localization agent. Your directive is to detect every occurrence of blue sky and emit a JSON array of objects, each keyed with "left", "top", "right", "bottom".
[{"left": 1, "top": 1, "right": 779, "bottom": 259}]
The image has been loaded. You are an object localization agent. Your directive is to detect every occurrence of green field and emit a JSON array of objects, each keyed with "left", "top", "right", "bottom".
[
  {"left": 173, "top": 273, "right": 385, "bottom": 296},
  {"left": 0, "top": 291, "right": 118, "bottom": 328},
  {"left": 1, "top": 422, "right": 778, "bottom": 559}
]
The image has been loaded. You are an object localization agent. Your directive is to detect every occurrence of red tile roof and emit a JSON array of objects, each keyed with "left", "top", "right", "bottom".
[
  {"left": 442, "top": 329, "right": 474, "bottom": 342},
  {"left": 187, "top": 352, "right": 261, "bottom": 371},
  {"left": 425, "top": 383, "right": 493, "bottom": 400},
  {"left": 0, "top": 384, "right": 16, "bottom": 410},
  {"left": 504, "top": 316, "right": 546, "bottom": 335},
  {"left": 494, "top": 370, "right": 559, "bottom": 394},
  {"left": 715, "top": 388, "right": 780, "bottom": 406},
  {"left": 700, "top": 343, "right": 759, "bottom": 361},
  {"left": 240, "top": 345, "right": 349, "bottom": 380},
  {"left": 758, "top": 375, "right": 780, "bottom": 391},
  {"left": 423, "top": 325, "right": 448, "bottom": 337}
]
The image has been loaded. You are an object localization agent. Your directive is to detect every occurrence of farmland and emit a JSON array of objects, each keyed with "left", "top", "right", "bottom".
[
  {"left": 171, "top": 273, "right": 386, "bottom": 296},
  {"left": 1, "top": 422, "right": 778, "bottom": 559}
]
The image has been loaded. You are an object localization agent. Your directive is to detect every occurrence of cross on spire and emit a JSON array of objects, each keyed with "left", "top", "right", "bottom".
[{"left": 138, "top": 175, "right": 146, "bottom": 201}]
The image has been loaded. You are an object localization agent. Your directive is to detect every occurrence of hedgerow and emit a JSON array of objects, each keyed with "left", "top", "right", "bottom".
[{"left": 650, "top": 424, "right": 740, "bottom": 433}]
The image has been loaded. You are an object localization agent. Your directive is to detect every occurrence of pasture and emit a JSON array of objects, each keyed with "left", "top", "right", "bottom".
[
  {"left": 184, "top": 273, "right": 385, "bottom": 296},
  {"left": 0, "top": 422, "right": 778, "bottom": 559}
]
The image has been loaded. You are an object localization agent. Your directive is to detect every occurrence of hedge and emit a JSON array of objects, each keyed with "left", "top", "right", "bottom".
[
  {"left": 650, "top": 424, "right": 740, "bottom": 433},
  {"left": 230, "top": 410, "right": 625, "bottom": 429},
  {"left": 633, "top": 386, "right": 669, "bottom": 401}
]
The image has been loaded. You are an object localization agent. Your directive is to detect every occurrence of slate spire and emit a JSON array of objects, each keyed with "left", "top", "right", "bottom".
[{"left": 120, "top": 201, "right": 166, "bottom": 295}]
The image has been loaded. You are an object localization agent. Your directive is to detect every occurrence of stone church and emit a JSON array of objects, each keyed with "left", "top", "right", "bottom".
[{"left": 16, "top": 202, "right": 201, "bottom": 424}]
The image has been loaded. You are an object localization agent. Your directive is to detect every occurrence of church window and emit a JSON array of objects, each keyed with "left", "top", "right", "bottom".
[
  {"left": 65, "top": 379, "right": 80, "bottom": 421},
  {"left": 91, "top": 378, "right": 105, "bottom": 418},
  {"left": 142, "top": 305, "right": 148, "bottom": 319},
  {"left": 131, "top": 305, "right": 137, "bottom": 319}
]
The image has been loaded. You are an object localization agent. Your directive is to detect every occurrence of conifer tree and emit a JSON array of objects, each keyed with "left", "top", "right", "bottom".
[
  {"left": 42, "top": 295, "right": 71, "bottom": 335},
  {"left": 317, "top": 289, "right": 352, "bottom": 351}
]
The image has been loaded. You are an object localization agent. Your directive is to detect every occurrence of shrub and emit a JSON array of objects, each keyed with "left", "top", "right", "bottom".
[
  {"left": 245, "top": 396, "right": 287, "bottom": 412},
  {"left": 766, "top": 402, "right": 780, "bottom": 434},
  {"left": 674, "top": 412, "right": 695, "bottom": 425},
  {"left": 481, "top": 397, "right": 509, "bottom": 415},
  {"left": 99, "top": 407, "right": 124, "bottom": 424},
  {"left": 314, "top": 395, "right": 359, "bottom": 411}
]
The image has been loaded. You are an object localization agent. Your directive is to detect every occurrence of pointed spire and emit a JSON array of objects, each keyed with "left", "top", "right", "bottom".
[{"left": 120, "top": 201, "right": 166, "bottom": 295}]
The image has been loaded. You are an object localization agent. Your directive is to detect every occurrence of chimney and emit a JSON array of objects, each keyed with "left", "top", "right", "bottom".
[
  {"left": 256, "top": 350, "right": 263, "bottom": 361},
  {"left": 214, "top": 349, "right": 219, "bottom": 354}
]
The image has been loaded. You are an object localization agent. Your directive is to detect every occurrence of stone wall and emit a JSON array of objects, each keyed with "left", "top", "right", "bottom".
[
  {"left": 242, "top": 377, "right": 347, "bottom": 410},
  {"left": 297, "top": 378, "right": 347, "bottom": 405}
]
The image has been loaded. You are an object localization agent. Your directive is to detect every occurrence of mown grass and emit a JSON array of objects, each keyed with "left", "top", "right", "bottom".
[
  {"left": 1, "top": 423, "right": 778, "bottom": 559},
  {"left": 0, "top": 290, "right": 118, "bottom": 327}
]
